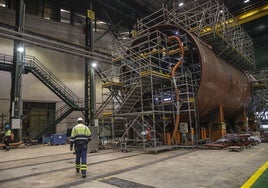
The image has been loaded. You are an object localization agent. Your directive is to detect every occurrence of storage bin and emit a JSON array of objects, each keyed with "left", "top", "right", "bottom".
[{"left": 50, "top": 134, "right": 67, "bottom": 145}]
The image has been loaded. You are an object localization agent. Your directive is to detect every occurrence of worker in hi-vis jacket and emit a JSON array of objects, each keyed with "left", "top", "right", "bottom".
[{"left": 70, "top": 117, "right": 91, "bottom": 178}]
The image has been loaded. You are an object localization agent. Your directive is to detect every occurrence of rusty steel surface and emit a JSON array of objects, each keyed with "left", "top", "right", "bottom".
[
  {"left": 191, "top": 33, "right": 252, "bottom": 122},
  {"left": 152, "top": 25, "right": 252, "bottom": 123},
  {"left": 157, "top": 25, "right": 252, "bottom": 123}
]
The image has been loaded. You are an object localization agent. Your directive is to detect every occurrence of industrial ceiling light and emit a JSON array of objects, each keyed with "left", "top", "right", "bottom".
[
  {"left": 179, "top": 2, "right": 184, "bottom": 7},
  {"left": 244, "top": 0, "right": 250, "bottom": 3},
  {"left": 60, "top": 8, "right": 69, "bottom": 13},
  {"left": 91, "top": 62, "right": 97, "bottom": 67},
  {"left": 17, "top": 46, "right": 24, "bottom": 52},
  {"left": 96, "top": 21, "right": 106, "bottom": 25}
]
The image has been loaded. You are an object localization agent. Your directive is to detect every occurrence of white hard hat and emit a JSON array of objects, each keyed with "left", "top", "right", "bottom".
[{"left": 77, "top": 117, "right": 83, "bottom": 122}]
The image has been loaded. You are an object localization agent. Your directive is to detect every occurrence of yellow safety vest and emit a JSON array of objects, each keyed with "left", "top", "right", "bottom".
[
  {"left": 70, "top": 123, "right": 91, "bottom": 144},
  {"left": 5, "top": 129, "right": 11, "bottom": 137}
]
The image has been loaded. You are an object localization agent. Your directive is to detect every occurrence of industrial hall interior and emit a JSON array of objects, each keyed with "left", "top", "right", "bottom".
[{"left": 0, "top": 0, "right": 268, "bottom": 187}]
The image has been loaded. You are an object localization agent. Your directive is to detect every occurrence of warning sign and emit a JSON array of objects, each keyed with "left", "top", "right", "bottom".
[{"left": 87, "top": 10, "right": 95, "bottom": 20}]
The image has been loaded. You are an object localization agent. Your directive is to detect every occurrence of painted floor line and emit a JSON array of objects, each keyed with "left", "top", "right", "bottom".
[{"left": 241, "top": 161, "right": 268, "bottom": 188}]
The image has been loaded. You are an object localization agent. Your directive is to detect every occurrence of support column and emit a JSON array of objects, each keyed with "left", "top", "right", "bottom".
[
  {"left": 219, "top": 104, "right": 226, "bottom": 138},
  {"left": 85, "top": 1, "right": 95, "bottom": 126},
  {"left": 10, "top": 0, "right": 25, "bottom": 142},
  {"left": 243, "top": 109, "right": 249, "bottom": 132},
  {"left": 89, "top": 63, "right": 95, "bottom": 127},
  {"left": 219, "top": 104, "right": 224, "bottom": 122}
]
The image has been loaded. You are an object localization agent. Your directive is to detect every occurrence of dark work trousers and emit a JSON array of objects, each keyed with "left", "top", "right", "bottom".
[
  {"left": 75, "top": 144, "right": 88, "bottom": 175},
  {"left": 4, "top": 136, "right": 11, "bottom": 151}
]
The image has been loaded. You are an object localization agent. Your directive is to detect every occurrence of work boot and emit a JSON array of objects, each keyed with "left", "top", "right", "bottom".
[
  {"left": 76, "top": 168, "right": 79, "bottom": 173},
  {"left": 82, "top": 173, "right": 86, "bottom": 178}
]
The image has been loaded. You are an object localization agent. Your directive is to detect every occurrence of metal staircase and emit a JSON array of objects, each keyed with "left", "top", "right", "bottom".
[
  {"left": 95, "top": 94, "right": 114, "bottom": 118},
  {"left": 143, "top": 114, "right": 164, "bottom": 134},
  {"left": 116, "top": 79, "right": 141, "bottom": 114},
  {"left": 112, "top": 77, "right": 166, "bottom": 149},
  {"left": 0, "top": 53, "right": 84, "bottom": 138},
  {"left": 95, "top": 66, "right": 122, "bottom": 118},
  {"left": 23, "top": 56, "right": 85, "bottom": 138},
  {"left": 100, "top": 23, "right": 175, "bottom": 150},
  {"left": 24, "top": 56, "right": 81, "bottom": 109},
  {"left": 0, "top": 54, "right": 13, "bottom": 71},
  {"left": 99, "top": 79, "right": 145, "bottom": 140},
  {"left": 34, "top": 104, "right": 73, "bottom": 138},
  {"left": 95, "top": 66, "right": 110, "bottom": 83}
]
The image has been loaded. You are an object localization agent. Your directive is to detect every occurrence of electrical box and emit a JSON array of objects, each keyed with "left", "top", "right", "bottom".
[
  {"left": 88, "top": 126, "right": 99, "bottom": 152},
  {"left": 11, "top": 118, "right": 21, "bottom": 129},
  {"left": 179, "top": 123, "right": 188, "bottom": 133}
]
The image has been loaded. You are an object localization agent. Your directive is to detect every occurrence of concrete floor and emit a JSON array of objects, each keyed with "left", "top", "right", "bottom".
[{"left": 0, "top": 143, "right": 267, "bottom": 188}]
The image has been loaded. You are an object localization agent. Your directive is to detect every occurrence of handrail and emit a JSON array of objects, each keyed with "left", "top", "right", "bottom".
[
  {"left": 35, "top": 103, "right": 73, "bottom": 138},
  {"left": 0, "top": 53, "right": 82, "bottom": 108},
  {"left": 95, "top": 94, "right": 113, "bottom": 117},
  {"left": 116, "top": 78, "right": 140, "bottom": 113},
  {"left": 0, "top": 53, "right": 13, "bottom": 64},
  {"left": 24, "top": 55, "right": 80, "bottom": 106}
]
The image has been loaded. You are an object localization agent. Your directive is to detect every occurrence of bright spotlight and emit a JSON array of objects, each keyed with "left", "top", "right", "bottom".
[
  {"left": 17, "top": 46, "right": 24, "bottom": 52},
  {"left": 91, "top": 62, "right": 97, "bottom": 67},
  {"left": 179, "top": 2, "right": 184, "bottom": 7}
]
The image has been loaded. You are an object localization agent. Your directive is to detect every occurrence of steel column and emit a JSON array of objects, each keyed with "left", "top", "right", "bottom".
[
  {"left": 10, "top": 0, "right": 25, "bottom": 142},
  {"left": 85, "top": 1, "right": 95, "bottom": 126}
]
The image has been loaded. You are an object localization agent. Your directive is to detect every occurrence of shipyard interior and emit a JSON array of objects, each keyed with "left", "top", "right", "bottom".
[{"left": 0, "top": 0, "right": 268, "bottom": 187}]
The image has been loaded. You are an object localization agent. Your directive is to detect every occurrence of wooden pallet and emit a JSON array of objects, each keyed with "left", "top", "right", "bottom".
[
  {"left": 228, "top": 146, "right": 243, "bottom": 152},
  {"left": 201, "top": 143, "right": 225, "bottom": 150}
]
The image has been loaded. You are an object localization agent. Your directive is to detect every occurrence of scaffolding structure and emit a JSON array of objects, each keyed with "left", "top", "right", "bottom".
[
  {"left": 136, "top": 0, "right": 255, "bottom": 71},
  {"left": 97, "top": 0, "right": 256, "bottom": 152},
  {"left": 250, "top": 69, "right": 268, "bottom": 121},
  {"left": 99, "top": 33, "right": 174, "bottom": 152}
]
